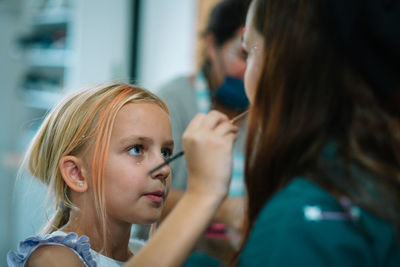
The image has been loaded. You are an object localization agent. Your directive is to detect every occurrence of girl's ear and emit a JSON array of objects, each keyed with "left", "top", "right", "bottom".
[{"left": 59, "top": 156, "right": 88, "bottom": 193}]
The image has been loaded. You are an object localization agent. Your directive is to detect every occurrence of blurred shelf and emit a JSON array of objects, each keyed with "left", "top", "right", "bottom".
[
  {"left": 16, "top": 3, "right": 73, "bottom": 114},
  {"left": 23, "top": 89, "right": 64, "bottom": 110},
  {"left": 25, "top": 48, "right": 72, "bottom": 67},
  {"left": 0, "top": 1, "right": 21, "bottom": 13},
  {"left": 2, "top": 151, "right": 23, "bottom": 169},
  {"left": 32, "top": 8, "right": 71, "bottom": 25}
]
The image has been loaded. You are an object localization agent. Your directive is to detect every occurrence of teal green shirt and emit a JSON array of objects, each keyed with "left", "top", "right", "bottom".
[{"left": 239, "top": 178, "right": 400, "bottom": 266}]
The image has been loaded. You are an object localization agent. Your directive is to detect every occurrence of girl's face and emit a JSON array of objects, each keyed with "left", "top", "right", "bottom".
[
  {"left": 103, "top": 102, "right": 173, "bottom": 225},
  {"left": 242, "top": 1, "right": 265, "bottom": 102}
]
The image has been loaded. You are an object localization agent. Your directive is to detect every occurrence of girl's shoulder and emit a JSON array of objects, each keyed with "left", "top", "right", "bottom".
[{"left": 7, "top": 231, "right": 96, "bottom": 267}]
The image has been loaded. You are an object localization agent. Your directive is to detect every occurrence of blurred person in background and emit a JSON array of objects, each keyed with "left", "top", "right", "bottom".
[{"left": 157, "top": 0, "right": 250, "bottom": 264}]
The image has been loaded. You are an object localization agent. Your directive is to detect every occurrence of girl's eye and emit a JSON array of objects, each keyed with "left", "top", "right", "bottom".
[
  {"left": 128, "top": 145, "right": 144, "bottom": 156},
  {"left": 161, "top": 148, "right": 173, "bottom": 159}
]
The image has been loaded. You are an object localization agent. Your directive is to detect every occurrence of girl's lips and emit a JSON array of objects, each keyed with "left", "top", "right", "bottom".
[{"left": 144, "top": 191, "right": 164, "bottom": 203}]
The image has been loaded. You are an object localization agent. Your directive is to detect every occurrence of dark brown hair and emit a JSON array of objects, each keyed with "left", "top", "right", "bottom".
[
  {"left": 243, "top": 0, "right": 400, "bottom": 249},
  {"left": 201, "top": 0, "right": 250, "bottom": 74},
  {"left": 205, "top": 0, "right": 249, "bottom": 46}
]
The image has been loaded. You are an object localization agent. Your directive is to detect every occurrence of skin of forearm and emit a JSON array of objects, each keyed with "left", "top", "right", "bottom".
[
  {"left": 213, "top": 198, "right": 232, "bottom": 224},
  {"left": 162, "top": 189, "right": 243, "bottom": 231},
  {"left": 213, "top": 196, "right": 245, "bottom": 231},
  {"left": 124, "top": 192, "right": 225, "bottom": 267},
  {"left": 160, "top": 189, "right": 184, "bottom": 220}
]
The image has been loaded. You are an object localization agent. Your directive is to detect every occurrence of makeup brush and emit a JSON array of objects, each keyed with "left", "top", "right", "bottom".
[
  {"left": 147, "top": 110, "right": 248, "bottom": 175},
  {"left": 229, "top": 110, "right": 248, "bottom": 125}
]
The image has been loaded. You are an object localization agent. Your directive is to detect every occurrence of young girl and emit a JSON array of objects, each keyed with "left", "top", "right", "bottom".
[{"left": 8, "top": 82, "right": 238, "bottom": 266}]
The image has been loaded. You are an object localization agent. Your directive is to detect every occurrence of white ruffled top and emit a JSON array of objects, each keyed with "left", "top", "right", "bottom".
[{"left": 7, "top": 231, "right": 146, "bottom": 267}]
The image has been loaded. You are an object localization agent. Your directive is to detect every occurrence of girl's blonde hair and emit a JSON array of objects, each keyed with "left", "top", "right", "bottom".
[{"left": 25, "top": 82, "right": 168, "bottom": 251}]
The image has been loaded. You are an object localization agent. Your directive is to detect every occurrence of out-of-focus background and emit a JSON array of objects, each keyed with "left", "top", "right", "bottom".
[{"left": 0, "top": 0, "right": 220, "bottom": 264}]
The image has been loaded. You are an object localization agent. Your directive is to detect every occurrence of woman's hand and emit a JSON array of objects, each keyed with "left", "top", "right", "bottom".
[{"left": 182, "top": 110, "right": 238, "bottom": 200}]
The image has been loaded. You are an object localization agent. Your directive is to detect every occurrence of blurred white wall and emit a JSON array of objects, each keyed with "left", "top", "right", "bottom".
[
  {"left": 68, "top": 0, "right": 132, "bottom": 90},
  {"left": 0, "top": 1, "right": 27, "bottom": 262},
  {"left": 136, "top": 0, "right": 197, "bottom": 92}
]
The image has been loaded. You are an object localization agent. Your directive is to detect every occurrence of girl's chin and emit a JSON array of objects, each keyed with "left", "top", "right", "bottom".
[{"left": 134, "top": 215, "right": 162, "bottom": 225}]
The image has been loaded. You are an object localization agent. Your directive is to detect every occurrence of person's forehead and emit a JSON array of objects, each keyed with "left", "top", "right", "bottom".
[
  {"left": 114, "top": 103, "right": 170, "bottom": 130},
  {"left": 113, "top": 103, "right": 172, "bottom": 143}
]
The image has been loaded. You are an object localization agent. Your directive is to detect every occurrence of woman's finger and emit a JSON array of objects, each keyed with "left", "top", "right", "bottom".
[
  {"left": 214, "top": 121, "right": 239, "bottom": 137},
  {"left": 185, "top": 113, "right": 206, "bottom": 132},
  {"left": 200, "top": 110, "right": 230, "bottom": 130}
]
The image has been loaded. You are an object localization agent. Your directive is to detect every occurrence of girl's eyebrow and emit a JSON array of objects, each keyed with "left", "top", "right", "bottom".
[
  {"left": 119, "top": 136, "right": 153, "bottom": 146},
  {"left": 163, "top": 140, "right": 174, "bottom": 147},
  {"left": 119, "top": 136, "right": 174, "bottom": 148}
]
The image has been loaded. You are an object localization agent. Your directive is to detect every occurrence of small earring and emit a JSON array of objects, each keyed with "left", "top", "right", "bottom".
[{"left": 78, "top": 182, "right": 84, "bottom": 187}]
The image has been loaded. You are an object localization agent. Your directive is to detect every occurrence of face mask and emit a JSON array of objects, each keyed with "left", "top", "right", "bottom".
[{"left": 214, "top": 76, "right": 249, "bottom": 111}]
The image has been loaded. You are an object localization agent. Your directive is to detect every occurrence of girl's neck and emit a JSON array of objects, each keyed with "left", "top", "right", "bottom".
[{"left": 60, "top": 210, "right": 133, "bottom": 262}]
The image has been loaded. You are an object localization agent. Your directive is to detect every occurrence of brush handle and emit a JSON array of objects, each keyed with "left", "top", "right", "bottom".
[
  {"left": 147, "top": 110, "right": 248, "bottom": 175},
  {"left": 147, "top": 151, "right": 185, "bottom": 175},
  {"left": 230, "top": 110, "right": 249, "bottom": 124}
]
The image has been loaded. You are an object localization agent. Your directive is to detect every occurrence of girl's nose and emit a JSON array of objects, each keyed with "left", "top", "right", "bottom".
[{"left": 149, "top": 156, "right": 170, "bottom": 181}]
